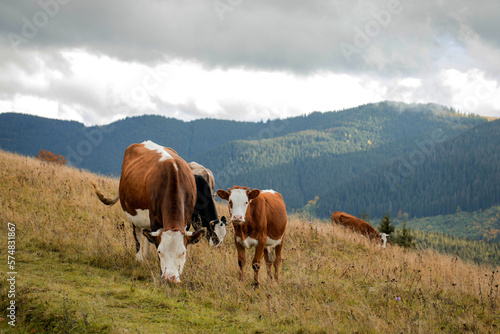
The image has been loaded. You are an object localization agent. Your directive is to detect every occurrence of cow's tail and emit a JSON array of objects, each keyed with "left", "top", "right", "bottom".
[{"left": 90, "top": 180, "right": 119, "bottom": 206}]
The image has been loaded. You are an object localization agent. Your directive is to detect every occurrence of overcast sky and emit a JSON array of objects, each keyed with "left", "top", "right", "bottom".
[{"left": 1, "top": 0, "right": 499, "bottom": 125}]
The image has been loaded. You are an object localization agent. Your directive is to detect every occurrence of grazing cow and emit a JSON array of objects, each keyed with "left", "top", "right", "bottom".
[
  {"left": 331, "top": 211, "right": 388, "bottom": 248},
  {"left": 91, "top": 140, "right": 204, "bottom": 282},
  {"left": 190, "top": 174, "right": 227, "bottom": 246},
  {"left": 189, "top": 162, "right": 215, "bottom": 198},
  {"left": 217, "top": 187, "right": 287, "bottom": 286}
]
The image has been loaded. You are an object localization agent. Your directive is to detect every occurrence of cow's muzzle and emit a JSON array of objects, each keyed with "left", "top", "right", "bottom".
[{"left": 231, "top": 215, "right": 244, "bottom": 223}]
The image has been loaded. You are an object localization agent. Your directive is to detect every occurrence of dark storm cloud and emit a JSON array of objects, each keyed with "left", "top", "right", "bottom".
[{"left": 1, "top": 0, "right": 498, "bottom": 76}]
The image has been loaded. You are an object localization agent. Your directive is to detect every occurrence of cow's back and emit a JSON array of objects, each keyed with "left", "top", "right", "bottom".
[
  {"left": 189, "top": 162, "right": 215, "bottom": 194},
  {"left": 119, "top": 143, "right": 159, "bottom": 214}
]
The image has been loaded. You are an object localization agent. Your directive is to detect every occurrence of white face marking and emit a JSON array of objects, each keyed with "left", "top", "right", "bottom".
[
  {"left": 261, "top": 189, "right": 276, "bottom": 194},
  {"left": 228, "top": 189, "right": 250, "bottom": 223},
  {"left": 156, "top": 230, "right": 187, "bottom": 282},
  {"left": 213, "top": 221, "right": 226, "bottom": 246},
  {"left": 142, "top": 140, "right": 173, "bottom": 162},
  {"left": 124, "top": 209, "right": 150, "bottom": 229}
]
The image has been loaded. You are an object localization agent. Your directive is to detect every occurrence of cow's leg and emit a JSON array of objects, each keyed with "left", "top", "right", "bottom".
[
  {"left": 235, "top": 241, "right": 246, "bottom": 281},
  {"left": 274, "top": 240, "right": 284, "bottom": 282},
  {"left": 252, "top": 241, "right": 266, "bottom": 287},
  {"left": 263, "top": 248, "right": 273, "bottom": 280},
  {"left": 133, "top": 225, "right": 150, "bottom": 262}
]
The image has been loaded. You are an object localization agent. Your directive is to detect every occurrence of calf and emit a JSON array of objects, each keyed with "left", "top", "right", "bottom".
[
  {"left": 217, "top": 187, "right": 287, "bottom": 286},
  {"left": 92, "top": 140, "right": 204, "bottom": 283},
  {"left": 331, "top": 211, "right": 388, "bottom": 248}
]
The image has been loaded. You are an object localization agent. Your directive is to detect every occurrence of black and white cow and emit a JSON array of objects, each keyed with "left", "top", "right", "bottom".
[{"left": 190, "top": 175, "right": 227, "bottom": 246}]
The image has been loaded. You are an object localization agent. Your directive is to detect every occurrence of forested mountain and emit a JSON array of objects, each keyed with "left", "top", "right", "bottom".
[
  {"left": 0, "top": 102, "right": 494, "bottom": 220},
  {"left": 314, "top": 119, "right": 500, "bottom": 219},
  {"left": 197, "top": 103, "right": 487, "bottom": 209}
]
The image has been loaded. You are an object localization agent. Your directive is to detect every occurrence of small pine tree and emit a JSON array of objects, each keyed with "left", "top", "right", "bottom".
[
  {"left": 379, "top": 213, "right": 395, "bottom": 235},
  {"left": 394, "top": 222, "right": 416, "bottom": 249}
]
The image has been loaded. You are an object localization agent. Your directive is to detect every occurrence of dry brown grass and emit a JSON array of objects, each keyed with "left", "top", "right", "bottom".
[{"left": 0, "top": 149, "right": 498, "bottom": 333}]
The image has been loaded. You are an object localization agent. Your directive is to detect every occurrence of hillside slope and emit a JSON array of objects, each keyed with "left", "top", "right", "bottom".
[
  {"left": 0, "top": 150, "right": 499, "bottom": 333},
  {"left": 393, "top": 205, "right": 500, "bottom": 242}
]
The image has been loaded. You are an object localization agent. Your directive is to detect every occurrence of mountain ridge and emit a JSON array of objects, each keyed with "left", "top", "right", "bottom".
[{"left": 0, "top": 101, "right": 493, "bottom": 218}]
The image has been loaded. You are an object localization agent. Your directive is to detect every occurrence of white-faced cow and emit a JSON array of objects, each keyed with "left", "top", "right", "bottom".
[
  {"left": 189, "top": 161, "right": 215, "bottom": 198},
  {"left": 91, "top": 140, "right": 204, "bottom": 282},
  {"left": 331, "top": 211, "right": 388, "bottom": 248},
  {"left": 217, "top": 187, "right": 287, "bottom": 286},
  {"left": 190, "top": 174, "right": 227, "bottom": 246}
]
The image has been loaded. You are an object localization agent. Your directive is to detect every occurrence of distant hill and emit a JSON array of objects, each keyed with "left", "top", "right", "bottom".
[
  {"left": 0, "top": 102, "right": 493, "bottom": 217},
  {"left": 391, "top": 205, "right": 500, "bottom": 243},
  {"left": 196, "top": 102, "right": 488, "bottom": 209},
  {"left": 314, "top": 119, "right": 500, "bottom": 219}
]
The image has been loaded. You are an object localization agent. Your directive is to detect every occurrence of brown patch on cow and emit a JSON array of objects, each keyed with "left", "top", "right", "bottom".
[{"left": 118, "top": 143, "right": 196, "bottom": 232}]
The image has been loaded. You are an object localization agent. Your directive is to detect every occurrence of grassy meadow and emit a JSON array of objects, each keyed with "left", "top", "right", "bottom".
[{"left": 0, "top": 149, "right": 499, "bottom": 333}]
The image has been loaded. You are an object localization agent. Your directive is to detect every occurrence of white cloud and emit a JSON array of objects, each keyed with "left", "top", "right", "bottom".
[{"left": 440, "top": 68, "right": 500, "bottom": 116}]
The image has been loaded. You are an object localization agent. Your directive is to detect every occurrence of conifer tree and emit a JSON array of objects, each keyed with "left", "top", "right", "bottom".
[
  {"left": 379, "top": 213, "right": 395, "bottom": 235},
  {"left": 395, "top": 222, "right": 416, "bottom": 249}
]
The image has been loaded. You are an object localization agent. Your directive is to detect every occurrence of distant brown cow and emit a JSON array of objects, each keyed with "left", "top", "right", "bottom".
[{"left": 331, "top": 211, "right": 388, "bottom": 247}]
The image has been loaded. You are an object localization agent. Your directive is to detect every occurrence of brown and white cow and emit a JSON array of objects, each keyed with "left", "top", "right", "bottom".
[
  {"left": 331, "top": 211, "right": 388, "bottom": 248},
  {"left": 217, "top": 187, "right": 287, "bottom": 286},
  {"left": 189, "top": 161, "right": 215, "bottom": 198},
  {"left": 92, "top": 140, "right": 204, "bottom": 282}
]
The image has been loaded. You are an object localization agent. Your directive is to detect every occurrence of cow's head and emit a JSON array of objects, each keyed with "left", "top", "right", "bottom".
[
  {"left": 143, "top": 228, "right": 205, "bottom": 282},
  {"left": 208, "top": 216, "right": 228, "bottom": 246},
  {"left": 217, "top": 187, "right": 260, "bottom": 223},
  {"left": 380, "top": 233, "right": 389, "bottom": 248}
]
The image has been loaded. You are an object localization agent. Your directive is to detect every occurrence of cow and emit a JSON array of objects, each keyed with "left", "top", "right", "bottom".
[
  {"left": 331, "top": 211, "right": 388, "bottom": 248},
  {"left": 190, "top": 174, "right": 227, "bottom": 246},
  {"left": 217, "top": 186, "right": 287, "bottom": 286},
  {"left": 189, "top": 161, "right": 215, "bottom": 198},
  {"left": 91, "top": 140, "right": 205, "bottom": 283}
]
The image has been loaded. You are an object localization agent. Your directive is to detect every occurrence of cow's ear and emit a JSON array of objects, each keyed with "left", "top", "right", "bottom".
[
  {"left": 143, "top": 229, "right": 160, "bottom": 245},
  {"left": 217, "top": 189, "right": 229, "bottom": 201},
  {"left": 186, "top": 229, "right": 205, "bottom": 245},
  {"left": 248, "top": 189, "right": 260, "bottom": 200}
]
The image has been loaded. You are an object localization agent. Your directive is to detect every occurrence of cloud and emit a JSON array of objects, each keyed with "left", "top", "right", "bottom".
[
  {"left": 2, "top": 0, "right": 498, "bottom": 75},
  {"left": 0, "top": 0, "right": 499, "bottom": 124}
]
